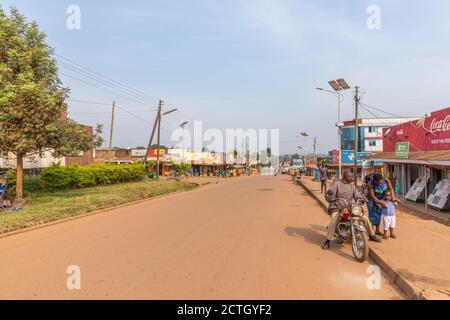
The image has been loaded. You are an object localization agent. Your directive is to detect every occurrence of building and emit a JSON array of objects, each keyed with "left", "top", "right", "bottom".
[
  {"left": 365, "top": 107, "right": 450, "bottom": 213},
  {"left": 0, "top": 125, "right": 94, "bottom": 175},
  {"left": 336, "top": 117, "right": 419, "bottom": 177}
]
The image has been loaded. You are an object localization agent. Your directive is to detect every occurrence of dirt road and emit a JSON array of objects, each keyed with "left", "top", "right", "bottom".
[{"left": 0, "top": 175, "right": 403, "bottom": 299}]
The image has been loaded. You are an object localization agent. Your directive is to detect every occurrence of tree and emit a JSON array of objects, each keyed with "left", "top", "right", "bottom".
[
  {"left": 0, "top": 7, "right": 91, "bottom": 199},
  {"left": 93, "top": 123, "right": 104, "bottom": 148}
]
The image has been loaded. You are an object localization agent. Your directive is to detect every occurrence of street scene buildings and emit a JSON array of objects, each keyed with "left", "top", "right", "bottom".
[{"left": 0, "top": 1, "right": 449, "bottom": 304}]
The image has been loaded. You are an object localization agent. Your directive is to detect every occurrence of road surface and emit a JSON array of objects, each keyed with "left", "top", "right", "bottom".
[{"left": 0, "top": 175, "right": 403, "bottom": 299}]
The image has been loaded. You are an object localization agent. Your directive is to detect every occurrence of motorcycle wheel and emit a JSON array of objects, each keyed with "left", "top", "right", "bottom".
[{"left": 352, "top": 229, "right": 369, "bottom": 263}]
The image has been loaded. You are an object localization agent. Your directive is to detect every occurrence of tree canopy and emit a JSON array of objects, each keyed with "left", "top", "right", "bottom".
[{"left": 0, "top": 7, "right": 91, "bottom": 197}]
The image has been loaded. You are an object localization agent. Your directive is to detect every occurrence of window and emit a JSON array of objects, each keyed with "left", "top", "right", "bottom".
[
  {"left": 368, "top": 126, "right": 377, "bottom": 133},
  {"left": 368, "top": 140, "right": 377, "bottom": 147}
]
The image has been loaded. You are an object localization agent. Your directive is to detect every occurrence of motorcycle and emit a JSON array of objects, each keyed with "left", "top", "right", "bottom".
[{"left": 331, "top": 198, "right": 370, "bottom": 262}]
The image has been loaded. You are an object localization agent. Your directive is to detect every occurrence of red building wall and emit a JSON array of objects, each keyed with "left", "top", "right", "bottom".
[{"left": 383, "top": 108, "right": 450, "bottom": 152}]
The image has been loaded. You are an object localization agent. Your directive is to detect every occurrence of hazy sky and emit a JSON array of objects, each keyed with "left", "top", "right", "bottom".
[{"left": 3, "top": 0, "right": 450, "bottom": 153}]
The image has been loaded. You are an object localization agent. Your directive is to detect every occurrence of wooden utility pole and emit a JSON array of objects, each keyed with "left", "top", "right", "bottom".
[
  {"left": 144, "top": 101, "right": 161, "bottom": 164},
  {"left": 354, "top": 86, "right": 360, "bottom": 186},
  {"left": 108, "top": 101, "right": 115, "bottom": 163},
  {"left": 156, "top": 100, "right": 163, "bottom": 179}
]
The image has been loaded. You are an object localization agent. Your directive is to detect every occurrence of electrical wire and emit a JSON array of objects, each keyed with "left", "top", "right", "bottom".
[{"left": 55, "top": 54, "right": 161, "bottom": 103}]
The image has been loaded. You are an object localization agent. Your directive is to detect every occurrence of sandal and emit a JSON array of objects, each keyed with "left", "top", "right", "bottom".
[
  {"left": 390, "top": 233, "right": 397, "bottom": 239},
  {"left": 383, "top": 234, "right": 389, "bottom": 240}
]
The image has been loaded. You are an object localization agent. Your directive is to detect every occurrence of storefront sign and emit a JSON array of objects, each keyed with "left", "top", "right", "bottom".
[
  {"left": 341, "top": 151, "right": 372, "bottom": 165},
  {"left": 131, "top": 149, "right": 146, "bottom": 157},
  {"left": 383, "top": 107, "right": 450, "bottom": 152},
  {"left": 395, "top": 142, "right": 409, "bottom": 159},
  {"left": 148, "top": 148, "right": 168, "bottom": 157}
]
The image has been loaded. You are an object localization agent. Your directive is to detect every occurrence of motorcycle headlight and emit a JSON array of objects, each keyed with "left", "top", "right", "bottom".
[{"left": 351, "top": 206, "right": 363, "bottom": 217}]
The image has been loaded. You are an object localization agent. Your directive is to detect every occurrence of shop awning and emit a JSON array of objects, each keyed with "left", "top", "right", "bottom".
[{"left": 363, "top": 151, "right": 450, "bottom": 166}]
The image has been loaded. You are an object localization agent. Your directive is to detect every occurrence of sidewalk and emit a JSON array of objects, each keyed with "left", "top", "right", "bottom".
[{"left": 299, "top": 178, "right": 450, "bottom": 300}]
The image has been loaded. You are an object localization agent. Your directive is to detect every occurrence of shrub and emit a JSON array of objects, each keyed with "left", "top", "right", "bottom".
[
  {"left": 39, "top": 163, "right": 146, "bottom": 191},
  {"left": 40, "top": 164, "right": 75, "bottom": 190}
]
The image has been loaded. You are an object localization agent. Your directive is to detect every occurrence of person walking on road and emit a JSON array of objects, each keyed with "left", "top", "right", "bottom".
[
  {"left": 319, "top": 164, "right": 328, "bottom": 194},
  {"left": 322, "top": 170, "right": 381, "bottom": 250}
]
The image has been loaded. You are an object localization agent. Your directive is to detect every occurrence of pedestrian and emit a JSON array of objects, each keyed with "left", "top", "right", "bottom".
[
  {"left": 319, "top": 164, "right": 328, "bottom": 194},
  {"left": 366, "top": 173, "right": 398, "bottom": 237},
  {"left": 380, "top": 190, "right": 399, "bottom": 239}
]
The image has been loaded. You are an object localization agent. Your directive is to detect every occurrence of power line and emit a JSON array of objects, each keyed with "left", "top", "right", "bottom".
[
  {"left": 60, "top": 72, "right": 159, "bottom": 108},
  {"left": 59, "top": 61, "right": 159, "bottom": 106},
  {"left": 360, "top": 102, "right": 407, "bottom": 118},
  {"left": 55, "top": 54, "right": 161, "bottom": 103},
  {"left": 68, "top": 98, "right": 111, "bottom": 106}
]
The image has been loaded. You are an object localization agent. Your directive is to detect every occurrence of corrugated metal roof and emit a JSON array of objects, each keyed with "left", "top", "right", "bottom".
[{"left": 364, "top": 151, "right": 450, "bottom": 161}]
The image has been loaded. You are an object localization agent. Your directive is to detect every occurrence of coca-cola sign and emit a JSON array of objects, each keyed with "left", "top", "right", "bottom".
[
  {"left": 383, "top": 108, "right": 450, "bottom": 152},
  {"left": 429, "top": 115, "right": 450, "bottom": 134}
]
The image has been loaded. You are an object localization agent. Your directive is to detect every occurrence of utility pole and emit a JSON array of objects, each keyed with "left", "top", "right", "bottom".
[
  {"left": 144, "top": 102, "right": 161, "bottom": 164},
  {"left": 337, "top": 94, "right": 342, "bottom": 179},
  {"left": 354, "top": 86, "right": 360, "bottom": 186},
  {"left": 108, "top": 101, "right": 115, "bottom": 163},
  {"left": 313, "top": 137, "right": 317, "bottom": 166},
  {"left": 156, "top": 100, "right": 163, "bottom": 179}
]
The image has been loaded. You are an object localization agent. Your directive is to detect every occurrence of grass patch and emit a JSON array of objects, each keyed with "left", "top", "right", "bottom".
[{"left": 0, "top": 179, "right": 198, "bottom": 235}]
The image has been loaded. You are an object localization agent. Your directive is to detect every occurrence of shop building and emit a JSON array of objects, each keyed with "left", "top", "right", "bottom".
[
  {"left": 336, "top": 117, "right": 418, "bottom": 177},
  {"left": 365, "top": 107, "right": 450, "bottom": 214}
]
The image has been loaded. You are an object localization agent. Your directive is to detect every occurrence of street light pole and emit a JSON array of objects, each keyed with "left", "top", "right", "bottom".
[{"left": 316, "top": 87, "right": 344, "bottom": 178}]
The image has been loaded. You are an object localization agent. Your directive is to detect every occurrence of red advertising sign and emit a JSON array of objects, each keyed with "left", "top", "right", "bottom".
[
  {"left": 383, "top": 108, "right": 450, "bottom": 152},
  {"left": 147, "top": 148, "right": 168, "bottom": 157}
]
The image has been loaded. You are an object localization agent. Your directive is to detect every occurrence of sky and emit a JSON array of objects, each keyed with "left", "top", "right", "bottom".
[{"left": 2, "top": 0, "right": 450, "bottom": 154}]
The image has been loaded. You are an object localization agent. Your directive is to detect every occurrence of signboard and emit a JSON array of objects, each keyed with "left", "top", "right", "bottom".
[
  {"left": 328, "top": 150, "right": 339, "bottom": 164},
  {"left": 362, "top": 160, "right": 374, "bottom": 169},
  {"left": 383, "top": 108, "right": 450, "bottom": 152},
  {"left": 148, "top": 148, "right": 168, "bottom": 157},
  {"left": 131, "top": 149, "right": 146, "bottom": 157},
  {"left": 395, "top": 142, "right": 409, "bottom": 159},
  {"left": 405, "top": 176, "right": 429, "bottom": 202},
  {"left": 428, "top": 179, "right": 450, "bottom": 210},
  {"left": 341, "top": 151, "right": 372, "bottom": 165}
]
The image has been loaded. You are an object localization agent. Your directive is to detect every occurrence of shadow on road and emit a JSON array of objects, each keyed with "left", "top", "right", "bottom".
[{"left": 285, "top": 225, "right": 356, "bottom": 262}]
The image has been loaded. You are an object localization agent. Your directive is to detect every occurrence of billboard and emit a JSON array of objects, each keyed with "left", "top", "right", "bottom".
[
  {"left": 383, "top": 107, "right": 450, "bottom": 152},
  {"left": 341, "top": 151, "right": 372, "bottom": 165}
]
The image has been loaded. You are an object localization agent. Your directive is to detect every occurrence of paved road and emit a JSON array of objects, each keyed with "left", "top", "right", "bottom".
[{"left": 0, "top": 175, "right": 403, "bottom": 299}]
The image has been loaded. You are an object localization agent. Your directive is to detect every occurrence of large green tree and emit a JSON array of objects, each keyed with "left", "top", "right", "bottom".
[{"left": 0, "top": 7, "right": 91, "bottom": 199}]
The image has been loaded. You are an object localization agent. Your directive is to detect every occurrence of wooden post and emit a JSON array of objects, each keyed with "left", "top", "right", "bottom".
[
  {"left": 15, "top": 153, "right": 24, "bottom": 200},
  {"left": 108, "top": 101, "right": 115, "bottom": 163}
]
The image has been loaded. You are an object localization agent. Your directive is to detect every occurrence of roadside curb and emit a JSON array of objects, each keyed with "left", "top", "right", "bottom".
[
  {"left": 298, "top": 179, "right": 427, "bottom": 300},
  {"left": 0, "top": 182, "right": 205, "bottom": 240}
]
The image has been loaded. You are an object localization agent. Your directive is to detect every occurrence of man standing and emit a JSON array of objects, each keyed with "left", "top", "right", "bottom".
[
  {"left": 322, "top": 170, "right": 381, "bottom": 250},
  {"left": 319, "top": 164, "right": 328, "bottom": 194}
]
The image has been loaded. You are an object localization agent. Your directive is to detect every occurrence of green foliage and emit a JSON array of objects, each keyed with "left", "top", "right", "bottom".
[
  {"left": 39, "top": 163, "right": 146, "bottom": 191},
  {"left": 0, "top": 7, "right": 91, "bottom": 197},
  {"left": 170, "top": 162, "right": 191, "bottom": 180},
  {"left": 3, "top": 170, "right": 43, "bottom": 197},
  {"left": 0, "top": 6, "right": 90, "bottom": 155},
  {"left": 39, "top": 163, "right": 75, "bottom": 190},
  {"left": 93, "top": 123, "right": 104, "bottom": 148}
]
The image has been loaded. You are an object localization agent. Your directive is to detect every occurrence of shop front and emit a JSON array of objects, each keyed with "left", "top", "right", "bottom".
[{"left": 366, "top": 107, "right": 450, "bottom": 214}]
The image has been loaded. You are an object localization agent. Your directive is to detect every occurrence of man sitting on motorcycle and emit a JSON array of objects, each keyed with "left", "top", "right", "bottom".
[{"left": 322, "top": 170, "right": 381, "bottom": 250}]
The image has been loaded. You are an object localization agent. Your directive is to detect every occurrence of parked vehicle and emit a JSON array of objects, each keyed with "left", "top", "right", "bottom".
[
  {"left": 280, "top": 165, "right": 290, "bottom": 174},
  {"left": 329, "top": 197, "right": 370, "bottom": 262}
]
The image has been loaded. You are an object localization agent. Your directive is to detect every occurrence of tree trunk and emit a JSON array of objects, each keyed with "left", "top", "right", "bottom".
[{"left": 16, "top": 153, "right": 24, "bottom": 200}]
